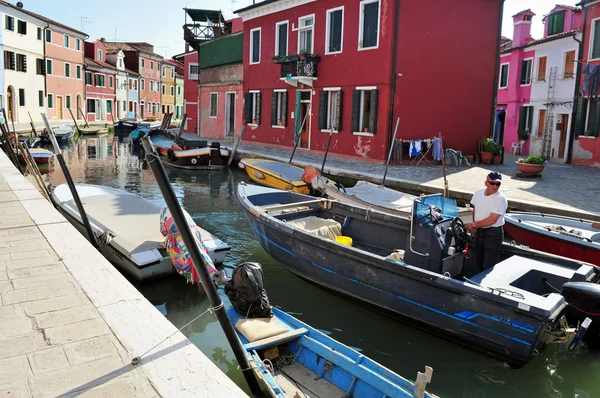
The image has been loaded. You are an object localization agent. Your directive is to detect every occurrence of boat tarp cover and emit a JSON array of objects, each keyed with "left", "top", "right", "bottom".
[
  {"left": 415, "top": 195, "right": 459, "bottom": 225},
  {"left": 254, "top": 160, "right": 304, "bottom": 182},
  {"left": 225, "top": 262, "right": 273, "bottom": 318},
  {"left": 346, "top": 181, "right": 415, "bottom": 210},
  {"left": 287, "top": 216, "right": 341, "bottom": 240}
]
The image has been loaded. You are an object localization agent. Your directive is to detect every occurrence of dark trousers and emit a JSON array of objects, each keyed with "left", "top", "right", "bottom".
[{"left": 475, "top": 226, "right": 504, "bottom": 273}]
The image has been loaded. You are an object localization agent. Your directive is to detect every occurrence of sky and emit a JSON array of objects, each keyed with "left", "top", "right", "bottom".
[{"left": 17, "top": 0, "right": 580, "bottom": 59}]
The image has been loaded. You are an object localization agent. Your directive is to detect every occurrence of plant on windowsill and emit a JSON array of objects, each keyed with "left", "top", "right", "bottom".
[
  {"left": 516, "top": 154, "right": 547, "bottom": 176},
  {"left": 253, "top": 118, "right": 257, "bottom": 125},
  {"left": 278, "top": 120, "right": 284, "bottom": 126},
  {"left": 363, "top": 127, "right": 369, "bottom": 133},
  {"left": 517, "top": 128, "right": 531, "bottom": 141},
  {"left": 584, "top": 129, "right": 594, "bottom": 137},
  {"left": 480, "top": 137, "right": 498, "bottom": 165}
]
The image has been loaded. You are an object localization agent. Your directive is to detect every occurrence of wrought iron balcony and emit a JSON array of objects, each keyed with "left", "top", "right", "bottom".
[{"left": 274, "top": 54, "right": 320, "bottom": 79}]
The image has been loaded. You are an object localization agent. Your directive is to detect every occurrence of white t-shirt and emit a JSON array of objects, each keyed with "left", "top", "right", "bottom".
[{"left": 470, "top": 188, "right": 508, "bottom": 227}]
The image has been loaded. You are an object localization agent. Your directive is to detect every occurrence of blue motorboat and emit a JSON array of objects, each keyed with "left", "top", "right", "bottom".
[
  {"left": 227, "top": 305, "right": 436, "bottom": 397},
  {"left": 128, "top": 127, "right": 151, "bottom": 145}
]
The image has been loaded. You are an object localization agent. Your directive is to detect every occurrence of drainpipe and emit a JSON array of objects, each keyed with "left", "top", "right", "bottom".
[
  {"left": 387, "top": 0, "right": 401, "bottom": 157},
  {"left": 43, "top": 23, "right": 49, "bottom": 110},
  {"left": 490, "top": 0, "right": 505, "bottom": 153},
  {"left": 197, "top": 49, "right": 201, "bottom": 136},
  {"left": 566, "top": 8, "right": 587, "bottom": 164}
]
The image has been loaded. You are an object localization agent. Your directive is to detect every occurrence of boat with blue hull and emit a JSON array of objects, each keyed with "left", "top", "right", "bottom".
[
  {"left": 228, "top": 306, "right": 437, "bottom": 398},
  {"left": 236, "top": 183, "right": 600, "bottom": 366}
]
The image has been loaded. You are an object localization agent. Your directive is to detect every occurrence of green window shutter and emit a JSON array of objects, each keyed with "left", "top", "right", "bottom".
[
  {"left": 22, "top": 55, "right": 26, "bottom": 73},
  {"left": 244, "top": 93, "right": 252, "bottom": 123},
  {"left": 10, "top": 53, "right": 15, "bottom": 70},
  {"left": 574, "top": 98, "right": 586, "bottom": 137},
  {"left": 256, "top": 93, "right": 261, "bottom": 125},
  {"left": 318, "top": 90, "right": 327, "bottom": 130},
  {"left": 527, "top": 107, "right": 533, "bottom": 131},
  {"left": 500, "top": 66, "right": 508, "bottom": 87},
  {"left": 593, "top": 21, "right": 600, "bottom": 59},
  {"left": 518, "top": 106, "right": 527, "bottom": 132},
  {"left": 351, "top": 90, "right": 361, "bottom": 132},
  {"left": 520, "top": 61, "right": 527, "bottom": 85},
  {"left": 594, "top": 100, "right": 600, "bottom": 137},
  {"left": 271, "top": 92, "right": 278, "bottom": 126},
  {"left": 282, "top": 91, "right": 288, "bottom": 127},
  {"left": 554, "top": 12, "right": 565, "bottom": 35},
  {"left": 336, "top": 90, "right": 343, "bottom": 131},
  {"left": 369, "top": 89, "right": 379, "bottom": 134}
]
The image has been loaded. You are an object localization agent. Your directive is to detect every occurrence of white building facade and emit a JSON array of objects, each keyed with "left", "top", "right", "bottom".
[{"left": 106, "top": 49, "right": 128, "bottom": 120}]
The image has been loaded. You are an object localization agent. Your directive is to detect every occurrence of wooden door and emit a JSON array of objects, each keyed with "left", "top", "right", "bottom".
[
  {"left": 299, "top": 102, "right": 310, "bottom": 149},
  {"left": 56, "top": 97, "right": 63, "bottom": 119},
  {"left": 558, "top": 114, "right": 569, "bottom": 158}
]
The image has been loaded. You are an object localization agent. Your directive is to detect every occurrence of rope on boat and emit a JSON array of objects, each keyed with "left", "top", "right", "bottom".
[{"left": 131, "top": 301, "right": 224, "bottom": 365}]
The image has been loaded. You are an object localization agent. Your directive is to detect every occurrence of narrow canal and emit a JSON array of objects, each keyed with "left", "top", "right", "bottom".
[{"left": 41, "top": 135, "right": 599, "bottom": 398}]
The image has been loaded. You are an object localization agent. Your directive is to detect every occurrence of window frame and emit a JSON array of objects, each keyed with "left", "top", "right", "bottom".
[
  {"left": 76, "top": 65, "right": 81, "bottom": 79},
  {"left": 520, "top": 58, "right": 533, "bottom": 86},
  {"left": 353, "top": 86, "right": 377, "bottom": 136},
  {"left": 590, "top": 17, "right": 600, "bottom": 61},
  {"left": 109, "top": 75, "right": 113, "bottom": 88},
  {"left": 45, "top": 28, "right": 51, "bottom": 43},
  {"left": 499, "top": 62, "right": 509, "bottom": 89},
  {"left": 563, "top": 50, "right": 576, "bottom": 79},
  {"left": 297, "top": 14, "right": 315, "bottom": 54},
  {"left": 64, "top": 62, "right": 70, "bottom": 78},
  {"left": 37, "top": 27, "right": 42, "bottom": 40},
  {"left": 189, "top": 62, "right": 199, "bottom": 79},
  {"left": 325, "top": 7, "right": 344, "bottom": 55},
  {"left": 97, "top": 49, "right": 103, "bottom": 61},
  {"left": 272, "top": 89, "right": 287, "bottom": 128},
  {"left": 5, "top": 15, "right": 14, "bottom": 32},
  {"left": 76, "top": 39, "right": 81, "bottom": 51},
  {"left": 63, "top": 34, "right": 69, "bottom": 48},
  {"left": 321, "top": 88, "right": 342, "bottom": 133},
  {"left": 17, "top": 19, "right": 26, "bottom": 35},
  {"left": 358, "top": 0, "right": 381, "bottom": 51},
  {"left": 85, "top": 71, "right": 92, "bottom": 85},
  {"left": 248, "top": 90, "right": 261, "bottom": 126},
  {"left": 162, "top": 84, "right": 166, "bottom": 95},
  {"left": 535, "top": 56, "right": 547, "bottom": 82},
  {"left": 250, "top": 27, "right": 261, "bottom": 64},
  {"left": 209, "top": 92, "right": 218, "bottom": 118},
  {"left": 18, "top": 88, "right": 25, "bottom": 107},
  {"left": 38, "top": 90, "right": 44, "bottom": 107},
  {"left": 46, "top": 59, "right": 53, "bottom": 75},
  {"left": 275, "top": 20, "right": 289, "bottom": 57},
  {"left": 66, "top": 94, "right": 71, "bottom": 110},
  {"left": 47, "top": 93, "right": 54, "bottom": 109}
]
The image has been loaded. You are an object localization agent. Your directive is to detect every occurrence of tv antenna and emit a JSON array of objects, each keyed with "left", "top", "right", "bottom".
[{"left": 80, "top": 17, "right": 90, "bottom": 33}]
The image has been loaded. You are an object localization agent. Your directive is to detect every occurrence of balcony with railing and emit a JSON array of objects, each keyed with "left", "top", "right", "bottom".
[{"left": 273, "top": 54, "right": 320, "bottom": 84}]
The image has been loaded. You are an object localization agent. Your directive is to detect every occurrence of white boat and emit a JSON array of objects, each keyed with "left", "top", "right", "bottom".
[
  {"left": 309, "top": 175, "right": 473, "bottom": 222},
  {"left": 52, "top": 184, "right": 231, "bottom": 281}
]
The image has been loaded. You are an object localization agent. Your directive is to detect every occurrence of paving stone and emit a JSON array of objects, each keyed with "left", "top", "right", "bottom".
[
  {"left": 9, "top": 239, "right": 50, "bottom": 248},
  {"left": 3, "top": 282, "right": 77, "bottom": 305},
  {"left": 7, "top": 226, "right": 42, "bottom": 237},
  {"left": 0, "top": 219, "right": 34, "bottom": 229},
  {"left": 0, "top": 254, "right": 10, "bottom": 261},
  {"left": 28, "top": 346, "right": 70, "bottom": 375},
  {"left": 0, "top": 270, "right": 7, "bottom": 281},
  {"left": 77, "top": 377, "right": 157, "bottom": 398},
  {"left": 0, "top": 332, "right": 48, "bottom": 359},
  {"left": 34, "top": 304, "right": 100, "bottom": 329},
  {"left": 44, "top": 318, "right": 112, "bottom": 345},
  {"left": 8, "top": 264, "right": 68, "bottom": 280},
  {"left": 0, "top": 261, "right": 5, "bottom": 271},
  {"left": 64, "top": 335, "right": 119, "bottom": 365},
  {"left": 0, "top": 318, "right": 33, "bottom": 339},
  {"left": 0, "top": 355, "right": 31, "bottom": 385},
  {"left": 0, "top": 378, "right": 30, "bottom": 397},
  {"left": 0, "top": 280, "right": 12, "bottom": 294},
  {"left": 5, "top": 256, "right": 60, "bottom": 271},
  {"left": 0, "top": 304, "right": 25, "bottom": 319},
  {"left": 22, "top": 293, "right": 91, "bottom": 316},
  {"left": 0, "top": 191, "right": 17, "bottom": 202},
  {"left": 0, "top": 241, "right": 50, "bottom": 254},
  {"left": 30, "top": 356, "right": 125, "bottom": 398},
  {"left": 9, "top": 249, "right": 56, "bottom": 261},
  {"left": 11, "top": 272, "right": 74, "bottom": 290}
]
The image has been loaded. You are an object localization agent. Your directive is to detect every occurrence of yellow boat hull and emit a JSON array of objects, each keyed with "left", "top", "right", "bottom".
[{"left": 239, "top": 159, "right": 311, "bottom": 194}]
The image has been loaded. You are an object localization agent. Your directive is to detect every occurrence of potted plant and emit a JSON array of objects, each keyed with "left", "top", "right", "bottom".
[
  {"left": 492, "top": 144, "right": 502, "bottom": 165},
  {"left": 480, "top": 138, "right": 498, "bottom": 165},
  {"left": 516, "top": 155, "right": 547, "bottom": 175},
  {"left": 517, "top": 128, "right": 530, "bottom": 141},
  {"left": 278, "top": 120, "right": 284, "bottom": 126}
]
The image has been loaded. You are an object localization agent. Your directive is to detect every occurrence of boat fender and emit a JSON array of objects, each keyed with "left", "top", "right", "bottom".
[
  {"left": 191, "top": 158, "right": 197, "bottom": 165},
  {"left": 167, "top": 149, "right": 177, "bottom": 162},
  {"left": 254, "top": 171, "right": 265, "bottom": 180},
  {"left": 238, "top": 162, "right": 246, "bottom": 170}
]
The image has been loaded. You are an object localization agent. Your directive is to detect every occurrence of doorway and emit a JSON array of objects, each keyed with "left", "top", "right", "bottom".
[
  {"left": 297, "top": 90, "right": 311, "bottom": 149},
  {"left": 140, "top": 103, "right": 145, "bottom": 119},
  {"left": 225, "top": 92, "right": 235, "bottom": 137},
  {"left": 558, "top": 114, "right": 569, "bottom": 159},
  {"left": 6, "top": 86, "right": 14, "bottom": 122},
  {"left": 56, "top": 96, "right": 63, "bottom": 119}
]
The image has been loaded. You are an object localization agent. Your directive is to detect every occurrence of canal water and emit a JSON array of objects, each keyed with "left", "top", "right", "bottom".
[{"left": 41, "top": 135, "right": 599, "bottom": 398}]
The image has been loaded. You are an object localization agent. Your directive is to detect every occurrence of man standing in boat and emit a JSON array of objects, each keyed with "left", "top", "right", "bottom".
[{"left": 466, "top": 171, "right": 508, "bottom": 272}]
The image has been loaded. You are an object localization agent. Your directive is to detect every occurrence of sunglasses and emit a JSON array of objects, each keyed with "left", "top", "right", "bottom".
[{"left": 487, "top": 181, "right": 501, "bottom": 187}]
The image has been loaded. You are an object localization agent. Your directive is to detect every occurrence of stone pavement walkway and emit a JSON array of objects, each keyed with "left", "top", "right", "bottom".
[
  {"left": 213, "top": 137, "right": 600, "bottom": 220},
  {"left": 0, "top": 152, "right": 246, "bottom": 397}
]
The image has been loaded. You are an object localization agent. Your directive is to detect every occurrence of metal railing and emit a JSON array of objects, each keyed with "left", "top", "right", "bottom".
[{"left": 276, "top": 54, "right": 320, "bottom": 79}]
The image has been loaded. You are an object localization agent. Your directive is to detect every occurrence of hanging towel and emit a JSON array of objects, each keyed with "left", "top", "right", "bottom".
[
  {"left": 582, "top": 64, "right": 598, "bottom": 98},
  {"left": 410, "top": 141, "right": 422, "bottom": 157},
  {"left": 432, "top": 138, "right": 442, "bottom": 161}
]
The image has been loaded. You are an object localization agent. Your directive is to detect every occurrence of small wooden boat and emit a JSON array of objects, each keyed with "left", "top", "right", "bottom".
[
  {"left": 238, "top": 159, "right": 317, "bottom": 194},
  {"left": 164, "top": 142, "right": 230, "bottom": 170},
  {"left": 228, "top": 306, "right": 436, "bottom": 398},
  {"left": 236, "top": 183, "right": 600, "bottom": 366},
  {"left": 78, "top": 128, "right": 101, "bottom": 135},
  {"left": 19, "top": 148, "right": 53, "bottom": 164},
  {"left": 308, "top": 174, "right": 473, "bottom": 223},
  {"left": 504, "top": 212, "right": 600, "bottom": 266},
  {"left": 18, "top": 135, "right": 41, "bottom": 148},
  {"left": 52, "top": 184, "right": 231, "bottom": 281},
  {"left": 151, "top": 134, "right": 182, "bottom": 156},
  {"left": 51, "top": 125, "right": 75, "bottom": 142}
]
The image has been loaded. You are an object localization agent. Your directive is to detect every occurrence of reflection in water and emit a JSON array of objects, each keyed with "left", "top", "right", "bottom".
[{"left": 43, "top": 135, "right": 600, "bottom": 398}]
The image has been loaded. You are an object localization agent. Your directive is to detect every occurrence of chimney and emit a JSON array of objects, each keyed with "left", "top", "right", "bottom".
[
  {"left": 512, "top": 9, "right": 535, "bottom": 47},
  {"left": 100, "top": 37, "right": 105, "bottom": 43},
  {"left": 16, "top": 2, "right": 23, "bottom": 9}
]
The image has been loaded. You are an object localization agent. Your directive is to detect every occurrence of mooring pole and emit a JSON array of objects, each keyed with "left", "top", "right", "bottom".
[
  {"left": 41, "top": 114, "right": 98, "bottom": 249},
  {"left": 140, "top": 137, "right": 262, "bottom": 396},
  {"left": 382, "top": 117, "right": 400, "bottom": 187}
]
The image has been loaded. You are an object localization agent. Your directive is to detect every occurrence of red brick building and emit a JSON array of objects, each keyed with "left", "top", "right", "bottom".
[
  {"left": 235, "top": 0, "right": 504, "bottom": 161},
  {"left": 84, "top": 39, "right": 117, "bottom": 123},
  {"left": 173, "top": 50, "right": 199, "bottom": 133}
]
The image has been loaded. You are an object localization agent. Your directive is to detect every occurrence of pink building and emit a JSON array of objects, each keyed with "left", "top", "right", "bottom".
[
  {"left": 173, "top": 50, "right": 199, "bottom": 133},
  {"left": 84, "top": 39, "right": 117, "bottom": 123},
  {"left": 42, "top": 18, "right": 87, "bottom": 122}
]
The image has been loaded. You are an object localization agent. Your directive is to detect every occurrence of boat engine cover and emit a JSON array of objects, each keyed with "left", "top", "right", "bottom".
[
  {"left": 562, "top": 282, "right": 600, "bottom": 318},
  {"left": 225, "top": 262, "right": 273, "bottom": 318}
]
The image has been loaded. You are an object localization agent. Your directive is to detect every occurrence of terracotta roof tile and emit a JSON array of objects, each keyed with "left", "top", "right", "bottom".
[
  {"left": 85, "top": 57, "right": 119, "bottom": 72},
  {"left": 501, "top": 29, "right": 579, "bottom": 54}
]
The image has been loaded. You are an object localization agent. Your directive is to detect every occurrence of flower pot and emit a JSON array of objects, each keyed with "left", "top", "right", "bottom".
[
  {"left": 278, "top": 121, "right": 283, "bottom": 126},
  {"left": 492, "top": 155, "right": 502, "bottom": 165},
  {"left": 363, "top": 128, "right": 369, "bottom": 133},
  {"left": 466, "top": 155, "right": 474, "bottom": 164},
  {"left": 516, "top": 162, "right": 545, "bottom": 175},
  {"left": 480, "top": 151, "right": 493, "bottom": 165}
]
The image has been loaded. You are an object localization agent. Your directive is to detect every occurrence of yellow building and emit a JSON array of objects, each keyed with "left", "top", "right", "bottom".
[{"left": 161, "top": 61, "right": 176, "bottom": 115}]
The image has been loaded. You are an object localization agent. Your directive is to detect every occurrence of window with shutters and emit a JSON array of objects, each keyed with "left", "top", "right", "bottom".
[
  {"left": 64, "top": 63, "right": 70, "bottom": 78},
  {"left": 518, "top": 106, "right": 534, "bottom": 135},
  {"left": 17, "top": 20, "right": 26, "bottom": 35},
  {"left": 250, "top": 28, "right": 261, "bottom": 64},
  {"left": 87, "top": 98, "right": 95, "bottom": 113},
  {"left": 547, "top": 12, "right": 565, "bottom": 36},
  {"left": 499, "top": 63, "right": 509, "bottom": 88},
  {"left": 359, "top": 0, "right": 380, "bottom": 49},
  {"left": 564, "top": 50, "right": 575, "bottom": 79},
  {"left": 97, "top": 49, "right": 103, "bottom": 61},
  {"left": 150, "top": 81, "right": 154, "bottom": 92},
  {"left": 271, "top": 91, "right": 287, "bottom": 127},
  {"left": 351, "top": 88, "right": 378, "bottom": 134},
  {"left": 109, "top": 76, "right": 113, "bottom": 88},
  {"left": 134, "top": 79, "right": 137, "bottom": 90},
  {"left": 4, "top": 51, "right": 15, "bottom": 70},
  {"left": 210, "top": 93, "right": 218, "bottom": 117},
  {"left": 46, "top": 59, "right": 53, "bottom": 75},
  {"left": 36, "top": 58, "right": 45, "bottom": 75},
  {"left": 64, "top": 34, "right": 69, "bottom": 48},
  {"left": 18, "top": 89, "right": 25, "bottom": 106},
  {"left": 275, "top": 21, "right": 288, "bottom": 57},
  {"left": 162, "top": 84, "right": 166, "bottom": 95},
  {"left": 76, "top": 65, "right": 81, "bottom": 79},
  {"left": 298, "top": 15, "right": 314, "bottom": 54},
  {"left": 45, "top": 29, "right": 51, "bottom": 43},
  {"left": 189, "top": 63, "right": 199, "bottom": 79},
  {"left": 245, "top": 91, "right": 261, "bottom": 125},
  {"left": 536, "top": 56, "right": 547, "bottom": 82},
  {"left": 586, "top": 98, "right": 599, "bottom": 135},
  {"left": 141, "top": 79, "right": 145, "bottom": 91},
  {"left": 66, "top": 95, "right": 71, "bottom": 109},
  {"left": 37, "top": 27, "right": 41, "bottom": 40},
  {"left": 5, "top": 16, "right": 14, "bottom": 31},
  {"left": 326, "top": 7, "right": 344, "bottom": 54},
  {"left": 170, "top": 86, "right": 174, "bottom": 96},
  {"left": 76, "top": 39, "right": 81, "bottom": 51},
  {"left": 106, "top": 100, "right": 112, "bottom": 114},
  {"left": 591, "top": 19, "right": 600, "bottom": 60},
  {"left": 520, "top": 58, "right": 532, "bottom": 85},
  {"left": 47, "top": 94, "right": 53, "bottom": 108},
  {"left": 16, "top": 54, "right": 26, "bottom": 72},
  {"left": 38, "top": 90, "right": 44, "bottom": 107},
  {"left": 537, "top": 109, "right": 546, "bottom": 137},
  {"left": 85, "top": 71, "right": 92, "bottom": 85},
  {"left": 319, "top": 89, "right": 342, "bottom": 132}
]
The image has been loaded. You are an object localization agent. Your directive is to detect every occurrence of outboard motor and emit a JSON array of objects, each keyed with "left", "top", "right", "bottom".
[
  {"left": 210, "top": 141, "right": 223, "bottom": 166},
  {"left": 561, "top": 282, "right": 600, "bottom": 347},
  {"left": 224, "top": 262, "right": 273, "bottom": 318}
]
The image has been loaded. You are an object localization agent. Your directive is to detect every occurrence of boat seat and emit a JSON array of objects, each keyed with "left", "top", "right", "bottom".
[
  {"left": 235, "top": 316, "right": 289, "bottom": 342},
  {"left": 469, "top": 255, "right": 594, "bottom": 316},
  {"left": 590, "top": 233, "right": 600, "bottom": 242},
  {"left": 287, "top": 216, "right": 342, "bottom": 240},
  {"left": 385, "top": 249, "right": 405, "bottom": 262}
]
